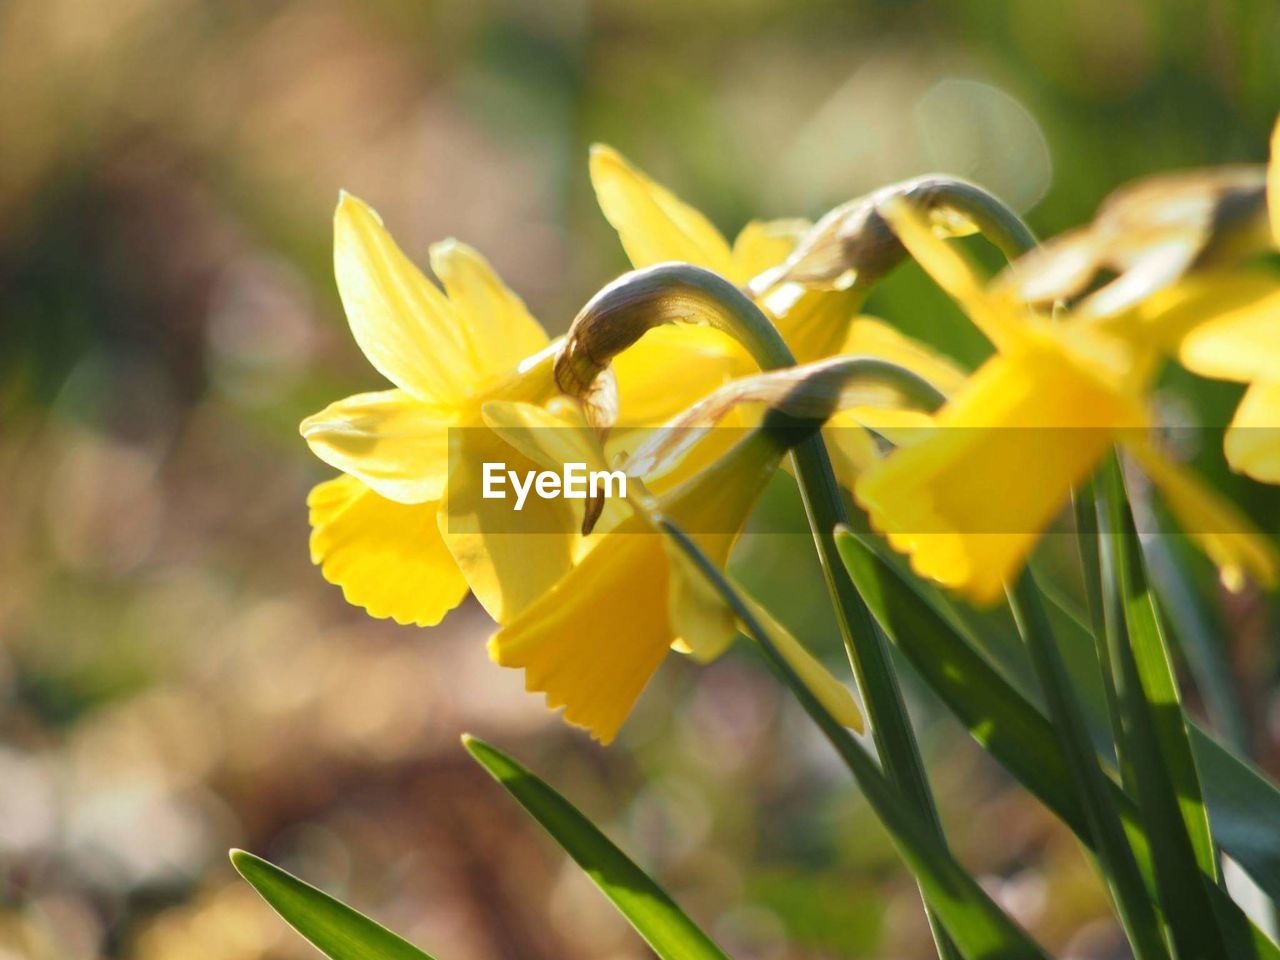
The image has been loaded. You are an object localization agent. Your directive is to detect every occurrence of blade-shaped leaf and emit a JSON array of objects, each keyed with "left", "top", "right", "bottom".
[
  {"left": 1195, "top": 726, "right": 1280, "bottom": 903},
  {"left": 1005, "top": 575, "right": 1170, "bottom": 959},
  {"left": 664, "top": 520, "right": 1048, "bottom": 960},
  {"left": 1097, "top": 458, "right": 1224, "bottom": 959},
  {"left": 789, "top": 436, "right": 960, "bottom": 960},
  {"left": 834, "top": 528, "right": 1280, "bottom": 960},
  {"left": 230, "top": 849, "right": 437, "bottom": 960},
  {"left": 462, "top": 736, "right": 731, "bottom": 960},
  {"left": 1143, "top": 531, "right": 1252, "bottom": 752}
]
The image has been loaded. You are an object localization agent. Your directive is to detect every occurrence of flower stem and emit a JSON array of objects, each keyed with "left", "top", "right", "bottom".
[
  {"left": 751, "top": 175, "right": 1039, "bottom": 293},
  {"left": 912, "top": 177, "right": 1040, "bottom": 266},
  {"left": 662, "top": 519, "right": 1047, "bottom": 960}
]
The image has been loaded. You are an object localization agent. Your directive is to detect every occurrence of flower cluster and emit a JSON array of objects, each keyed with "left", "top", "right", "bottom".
[{"left": 302, "top": 127, "right": 1280, "bottom": 743}]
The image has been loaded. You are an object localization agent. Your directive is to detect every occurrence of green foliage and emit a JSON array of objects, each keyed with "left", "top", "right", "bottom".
[
  {"left": 836, "top": 526, "right": 1280, "bottom": 959},
  {"left": 664, "top": 521, "right": 1049, "bottom": 960},
  {"left": 230, "top": 850, "right": 438, "bottom": 960},
  {"left": 462, "top": 736, "right": 732, "bottom": 960}
]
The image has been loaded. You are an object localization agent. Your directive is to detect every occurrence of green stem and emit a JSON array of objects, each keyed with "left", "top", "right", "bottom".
[
  {"left": 663, "top": 520, "right": 1047, "bottom": 960},
  {"left": 1095, "top": 456, "right": 1227, "bottom": 955},
  {"left": 1073, "top": 482, "right": 1127, "bottom": 765},
  {"left": 755, "top": 176, "right": 1039, "bottom": 292},
  {"left": 1006, "top": 576, "right": 1171, "bottom": 960},
  {"left": 914, "top": 177, "right": 1040, "bottom": 266}
]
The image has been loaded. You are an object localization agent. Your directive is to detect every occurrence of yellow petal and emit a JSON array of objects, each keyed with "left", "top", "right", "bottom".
[
  {"left": 307, "top": 475, "right": 468, "bottom": 627},
  {"left": 334, "top": 193, "right": 482, "bottom": 405},
  {"left": 1127, "top": 440, "right": 1278, "bottom": 590},
  {"left": 482, "top": 399, "right": 631, "bottom": 538},
  {"left": 839, "top": 317, "right": 968, "bottom": 396},
  {"left": 439, "top": 426, "right": 578, "bottom": 622},
  {"left": 611, "top": 324, "right": 747, "bottom": 427},
  {"left": 821, "top": 414, "right": 880, "bottom": 491},
  {"left": 300, "top": 389, "right": 455, "bottom": 504},
  {"left": 739, "top": 591, "right": 864, "bottom": 732},
  {"left": 765, "top": 286, "right": 863, "bottom": 363},
  {"left": 665, "top": 532, "right": 738, "bottom": 663},
  {"left": 855, "top": 345, "right": 1143, "bottom": 605},
  {"left": 481, "top": 399, "right": 609, "bottom": 475},
  {"left": 660, "top": 429, "right": 785, "bottom": 535},
  {"left": 1176, "top": 283, "right": 1280, "bottom": 383},
  {"left": 784, "top": 315, "right": 956, "bottom": 484},
  {"left": 730, "top": 219, "right": 809, "bottom": 283},
  {"left": 658, "top": 431, "right": 789, "bottom": 654},
  {"left": 877, "top": 197, "right": 1027, "bottom": 353},
  {"left": 489, "top": 519, "right": 673, "bottom": 744},
  {"left": 1224, "top": 381, "right": 1280, "bottom": 483},
  {"left": 428, "top": 239, "right": 550, "bottom": 382},
  {"left": 1270, "top": 114, "right": 1280, "bottom": 246},
  {"left": 589, "top": 144, "right": 735, "bottom": 276}
]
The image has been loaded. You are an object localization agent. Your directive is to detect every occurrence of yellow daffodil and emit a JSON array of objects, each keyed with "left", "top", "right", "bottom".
[
  {"left": 483, "top": 384, "right": 870, "bottom": 743},
  {"left": 589, "top": 145, "right": 966, "bottom": 482},
  {"left": 1170, "top": 119, "right": 1280, "bottom": 483},
  {"left": 854, "top": 199, "right": 1277, "bottom": 605},
  {"left": 1118, "top": 272, "right": 1280, "bottom": 484},
  {"left": 998, "top": 167, "right": 1269, "bottom": 317},
  {"left": 997, "top": 116, "right": 1280, "bottom": 485},
  {"left": 302, "top": 193, "right": 580, "bottom": 627}
]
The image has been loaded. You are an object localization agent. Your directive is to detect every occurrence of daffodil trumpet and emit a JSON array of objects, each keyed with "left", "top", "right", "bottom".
[{"left": 486, "top": 355, "right": 945, "bottom": 743}]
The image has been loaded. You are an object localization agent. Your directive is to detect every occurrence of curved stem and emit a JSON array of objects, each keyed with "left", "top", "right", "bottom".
[
  {"left": 751, "top": 176, "right": 1038, "bottom": 294},
  {"left": 907, "top": 176, "right": 1039, "bottom": 264},
  {"left": 555, "top": 265, "right": 793, "bottom": 398},
  {"left": 663, "top": 519, "right": 1047, "bottom": 959}
]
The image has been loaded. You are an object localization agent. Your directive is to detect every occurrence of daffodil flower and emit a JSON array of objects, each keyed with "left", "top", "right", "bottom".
[
  {"left": 1113, "top": 271, "right": 1280, "bottom": 484},
  {"left": 1159, "top": 119, "right": 1280, "bottom": 483},
  {"left": 482, "top": 355, "right": 924, "bottom": 743},
  {"left": 589, "top": 146, "right": 966, "bottom": 483},
  {"left": 302, "top": 193, "right": 581, "bottom": 627},
  {"left": 998, "top": 167, "right": 1269, "bottom": 317},
  {"left": 487, "top": 407, "right": 800, "bottom": 743},
  {"left": 996, "top": 117, "right": 1280, "bottom": 485},
  {"left": 853, "top": 198, "right": 1277, "bottom": 605}
]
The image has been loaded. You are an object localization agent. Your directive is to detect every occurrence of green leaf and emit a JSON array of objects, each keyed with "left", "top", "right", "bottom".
[
  {"left": 664, "top": 520, "right": 1048, "bottom": 960},
  {"left": 834, "top": 528, "right": 1280, "bottom": 960},
  {"left": 1005, "top": 575, "right": 1170, "bottom": 959},
  {"left": 230, "top": 849, "right": 437, "bottom": 960},
  {"left": 789, "top": 436, "right": 960, "bottom": 960},
  {"left": 461, "top": 736, "right": 731, "bottom": 960},
  {"left": 1194, "top": 726, "right": 1280, "bottom": 902},
  {"left": 1143, "top": 531, "right": 1252, "bottom": 752},
  {"left": 1096, "top": 459, "right": 1224, "bottom": 957}
]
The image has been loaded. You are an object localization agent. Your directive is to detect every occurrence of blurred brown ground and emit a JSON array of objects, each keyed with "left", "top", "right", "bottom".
[{"left": 2, "top": 1, "right": 1278, "bottom": 957}]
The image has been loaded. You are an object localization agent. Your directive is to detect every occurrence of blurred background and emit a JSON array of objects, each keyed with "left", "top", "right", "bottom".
[{"left": 2, "top": 1, "right": 1279, "bottom": 957}]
